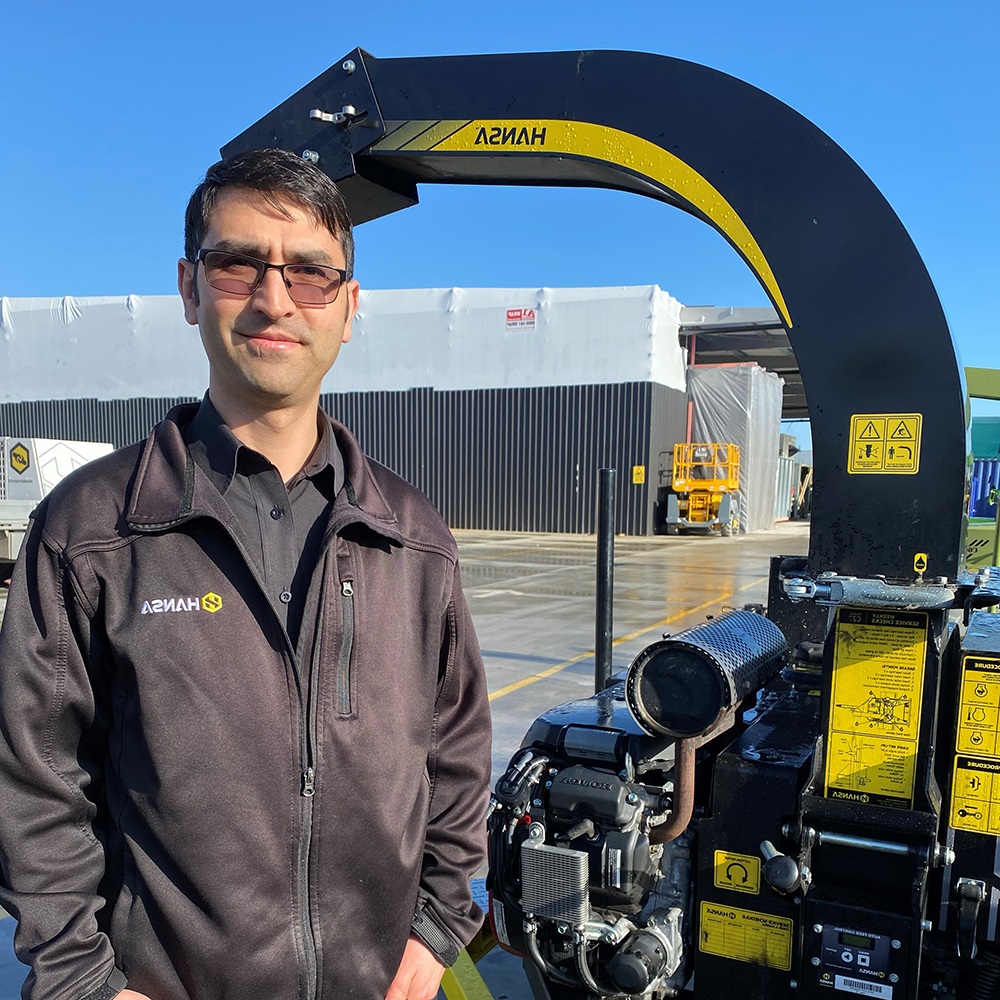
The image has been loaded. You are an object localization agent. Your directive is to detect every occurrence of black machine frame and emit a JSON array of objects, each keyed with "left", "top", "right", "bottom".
[
  {"left": 224, "top": 47, "right": 968, "bottom": 585},
  {"left": 223, "top": 49, "right": 1000, "bottom": 1000}
]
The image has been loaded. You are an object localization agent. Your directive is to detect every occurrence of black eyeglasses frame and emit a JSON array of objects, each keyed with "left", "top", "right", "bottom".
[{"left": 195, "top": 249, "right": 348, "bottom": 305}]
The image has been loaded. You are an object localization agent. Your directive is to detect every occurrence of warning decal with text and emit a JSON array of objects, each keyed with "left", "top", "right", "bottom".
[
  {"left": 825, "top": 608, "right": 928, "bottom": 807},
  {"left": 713, "top": 851, "right": 761, "bottom": 895},
  {"left": 950, "top": 755, "right": 1000, "bottom": 836},
  {"left": 848, "top": 413, "right": 922, "bottom": 474},
  {"left": 698, "top": 902, "right": 792, "bottom": 970},
  {"left": 505, "top": 307, "right": 536, "bottom": 331},
  {"left": 950, "top": 656, "right": 1000, "bottom": 836}
]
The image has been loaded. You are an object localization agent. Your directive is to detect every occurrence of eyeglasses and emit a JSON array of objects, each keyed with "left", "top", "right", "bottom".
[{"left": 196, "top": 250, "right": 347, "bottom": 306}]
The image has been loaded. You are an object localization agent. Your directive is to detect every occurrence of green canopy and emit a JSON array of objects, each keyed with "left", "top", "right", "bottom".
[{"left": 972, "top": 417, "right": 1000, "bottom": 460}]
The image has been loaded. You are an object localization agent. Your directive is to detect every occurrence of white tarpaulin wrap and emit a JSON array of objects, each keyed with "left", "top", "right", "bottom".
[
  {"left": 0, "top": 286, "right": 687, "bottom": 403},
  {"left": 0, "top": 296, "right": 205, "bottom": 402},
  {"left": 348, "top": 286, "right": 687, "bottom": 392},
  {"left": 687, "top": 364, "right": 783, "bottom": 533}
]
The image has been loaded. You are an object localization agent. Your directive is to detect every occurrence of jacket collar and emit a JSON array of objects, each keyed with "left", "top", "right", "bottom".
[{"left": 126, "top": 403, "right": 403, "bottom": 544}]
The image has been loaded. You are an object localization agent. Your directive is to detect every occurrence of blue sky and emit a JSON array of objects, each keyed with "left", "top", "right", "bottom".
[{"left": 1, "top": 1, "right": 996, "bottom": 418}]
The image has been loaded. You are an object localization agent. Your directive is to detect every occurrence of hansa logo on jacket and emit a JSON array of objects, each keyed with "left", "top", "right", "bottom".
[{"left": 140, "top": 591, "right": 223, "bottom": 615}]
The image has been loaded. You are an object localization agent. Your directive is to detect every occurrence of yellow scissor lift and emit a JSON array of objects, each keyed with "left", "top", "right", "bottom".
[{"left": 663, "top": 442, "right": 741, "bottom": 536}]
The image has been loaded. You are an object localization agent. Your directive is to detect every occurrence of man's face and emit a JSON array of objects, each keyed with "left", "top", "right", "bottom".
[{"left": 178, "top": 187, "right": 359, "bottom": 415}]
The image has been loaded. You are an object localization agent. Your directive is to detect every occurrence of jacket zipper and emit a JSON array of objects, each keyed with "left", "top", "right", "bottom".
[
  {"left": 296, "top": 557, "right": 332, "bottom": 1000},
  {"left": 173, "top": 514, "right": 322, "bottom": 1000},
  {"left": 155, "top": 508, "right": 369, "bottom": 999},
  {"left": 337, "top": 579, "right": 355, "bottom": 715}
]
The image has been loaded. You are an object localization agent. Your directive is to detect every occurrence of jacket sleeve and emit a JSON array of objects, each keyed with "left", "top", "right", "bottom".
[
  {"left": 0, "top": 513, "right": 126, "bottom": 1000},
  {"left": 410, "top": 561, "right": 491, "bottom": 966}
]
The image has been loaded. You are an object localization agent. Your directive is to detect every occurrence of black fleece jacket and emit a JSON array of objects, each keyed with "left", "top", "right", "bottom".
[{"left": 0, "top": 405, "right": 492, "bottom": 1000}]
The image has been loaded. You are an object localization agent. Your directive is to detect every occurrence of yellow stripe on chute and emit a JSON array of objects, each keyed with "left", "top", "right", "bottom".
[{"left": 375, "top": 119, "right": 792, "bottom": 328}]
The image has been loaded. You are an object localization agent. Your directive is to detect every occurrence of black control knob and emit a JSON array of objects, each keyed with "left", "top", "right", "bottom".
[{"left": 761, "top": 840, "right": 800, "bottom": 894}]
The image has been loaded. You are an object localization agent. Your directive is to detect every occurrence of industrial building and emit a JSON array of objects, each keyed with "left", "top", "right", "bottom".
[{"left": 0, "top": 287, "right": 790, "bottom": 534}]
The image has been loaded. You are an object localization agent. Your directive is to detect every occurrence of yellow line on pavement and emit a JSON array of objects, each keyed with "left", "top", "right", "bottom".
[{"left": 487, "top": 576, "right": 767, "bottom": 702}]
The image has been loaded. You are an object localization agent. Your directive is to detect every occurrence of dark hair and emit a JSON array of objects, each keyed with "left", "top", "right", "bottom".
[{"left": 183, "top": 148, "right": 355, "bottom": 278}]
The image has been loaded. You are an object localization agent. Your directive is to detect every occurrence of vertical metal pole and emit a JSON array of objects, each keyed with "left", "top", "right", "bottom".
[
  {"left": 686, "top": 333, "right": 697, "bottom": 445},
  {"left": 595, "top": 468, "right": 616, "bottom": 692}
]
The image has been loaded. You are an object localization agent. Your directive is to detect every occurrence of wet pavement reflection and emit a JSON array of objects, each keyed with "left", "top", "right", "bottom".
[{"left": 0, "top": 522, "right": 810, "bottom": 999}]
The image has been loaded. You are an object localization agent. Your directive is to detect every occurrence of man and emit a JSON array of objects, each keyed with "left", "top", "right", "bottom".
[{"left": 0, "top": 149, "right": 492, "bottom": 1000}]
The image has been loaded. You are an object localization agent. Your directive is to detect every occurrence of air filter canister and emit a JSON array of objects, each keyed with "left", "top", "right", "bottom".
[{"left": 625, "top": 610, "right": 788, "bottom": 738}]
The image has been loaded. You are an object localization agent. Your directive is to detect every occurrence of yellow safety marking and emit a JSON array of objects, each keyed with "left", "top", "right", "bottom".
[
  {"left": 440, "top": 949, "right": 495, "bottom": 1000},
  {"left": 698, "top": 901, "right": 793, "bottom": 970},
  {"left": 376, "top": 119, "right": 471, "bottom": 151},
  {"left": 914, "top": 552, "right": 928, "bottom": 574},
  {"left": 487, "top": 576, "right": 768, "bottom": 702},
  {"left": 950, "top": 755, "right": 1000, "bottom": 836},
  {"left": 848, "top": 413, "right": 922, "bottom": 474},
  {"left": 713, "top": 851, "right": 761, "bottom": 895},
  {"left": 9, "top": 443, "right": 30, "bottom": 475},
  {"left": 824, "top": 608, "right": 928, "bottom": 807},
  {"left": 632, "top": 465, "right": 646, "bottom": 485},
  {"left": 375, "top": 119, "right": 792, "bottom": 329}
]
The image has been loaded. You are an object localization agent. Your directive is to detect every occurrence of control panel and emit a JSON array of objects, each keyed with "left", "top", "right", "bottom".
[{"left": 814, "top": 924, "right": 899, "bottom": 997}]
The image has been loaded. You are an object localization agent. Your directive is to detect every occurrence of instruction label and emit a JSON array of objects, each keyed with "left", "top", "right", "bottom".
[
  {"left": 699, "top": 902, "right": 792, "bottom": 970},
  {"left": 950, "top": 755, "right": 1000, "bottom": 835},
  {"left": 713, "top": 851, "right": 761, "bottom": 895},
  {"left": 950, "top": 656, "right": 1000, "bottom": 836},
  {"left": 825, "top": 609, "right": 928, "bottom": 807},
  {"left": 848, "top": 413, "right": 922, "bottom": 475},
  {"left": 956, "top": 656, "right": 1000, "bottom": 757}
]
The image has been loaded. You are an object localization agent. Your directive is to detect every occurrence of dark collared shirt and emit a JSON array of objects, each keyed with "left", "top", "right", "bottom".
[{"left": 184, "top": 395, "right": 344, "bottom": 650}]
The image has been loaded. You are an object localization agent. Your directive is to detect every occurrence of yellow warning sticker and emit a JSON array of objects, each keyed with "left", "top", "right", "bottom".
[
  {"left": 632, "top": 465, "right": 646, "bottom": 485},
  {"left": 848, "top": 413, "right": 922, "bottom": 475},
  {"left": 956, "top": 657, "right": 1000, "bottom": 758},
  {"left": 825, "top": 608, "right": 928, "bottom": 807},
  {"left": 950, "top": 755, "right": 1000, "bottom": 836},
  {"left": 913, "top": 553, "right": 928, "bottom": 574},
  {"left": 9, "top": 442, "right": 30, "bottom": 475},
  {"left": 699, "top": 902, "right": 793, "bottom": 970},
  {"left": 713, "top": 851, "right": 761, "bottom": 895}
]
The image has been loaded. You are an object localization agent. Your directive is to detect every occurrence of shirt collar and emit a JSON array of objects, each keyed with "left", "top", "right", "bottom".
[
  {"left": 185, "top": 394, "right": 344, "bottom": 496},
  {"left": 185, "top": 395, "right": 241, "bottom": 496}
]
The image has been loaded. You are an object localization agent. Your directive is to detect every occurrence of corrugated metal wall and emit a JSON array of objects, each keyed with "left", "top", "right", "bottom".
[
  {"left": 324, "top": 383, "right": 688, "bottom": 534},
  {"left": 0, "top": 398, "right": 195, "bottom": 450},
  {"left": 0, "top": 383, "right": 688, "bottom": 534},
  {"left": 774, "top": 457, "right": 797, "bottom": 521}
]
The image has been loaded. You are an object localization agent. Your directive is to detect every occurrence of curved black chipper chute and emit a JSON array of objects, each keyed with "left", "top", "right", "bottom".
[{"left": 224, "top": 48, "right": 969, "bottom": 583}]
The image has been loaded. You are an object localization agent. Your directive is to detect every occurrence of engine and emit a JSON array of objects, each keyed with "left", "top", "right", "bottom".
[
  {"left": 488, "top": 608, "right": 788, "bottom": 998},
  {"left": 489, "top": 747, "right": 690, "bottom": 997},
  {"left": 488, "top": 567, "right": 1000, "bottom": 1000}
]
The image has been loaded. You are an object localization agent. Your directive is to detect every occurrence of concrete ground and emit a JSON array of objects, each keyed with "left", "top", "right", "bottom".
[{"left": 0, "top": 521, "right": 810, "bottom": 998}]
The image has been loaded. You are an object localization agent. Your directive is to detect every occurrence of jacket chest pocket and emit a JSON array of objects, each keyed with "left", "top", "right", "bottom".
[
  {"left": 335, "top": 578, "right": 355, "bottom": 717},
  {"left": 315, "top": 544, "right": 358, "bottom": 721},
  {"left": 318, "top": 544, "right": 443, "bottom": 737}
]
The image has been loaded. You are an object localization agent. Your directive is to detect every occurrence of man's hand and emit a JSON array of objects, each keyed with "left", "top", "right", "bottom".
[
  {"left": 117, "top": 991, "right": 153, "bottom": 1000},
  {"left": 384, "top": 935, "right": 446, "bottom": 1000}
]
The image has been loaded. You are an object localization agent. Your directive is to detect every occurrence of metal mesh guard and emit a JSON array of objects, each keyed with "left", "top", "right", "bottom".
[
  {"left": 670, "top": 609, "right": 787, "bottom": 702},
  {"left": 520, "top": 841, "right": 589, "bottom": 925}
]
